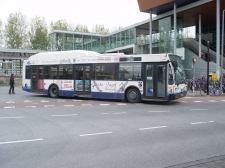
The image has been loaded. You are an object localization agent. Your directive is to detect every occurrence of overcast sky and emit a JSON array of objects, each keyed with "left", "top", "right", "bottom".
[{"left": 0, "top": 0, "right": 150, "bottom": 31}]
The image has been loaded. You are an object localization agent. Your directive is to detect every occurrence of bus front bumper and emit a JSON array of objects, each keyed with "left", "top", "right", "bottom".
[{"left": 169, "top": 91, "right": 187, "bottom": 100}]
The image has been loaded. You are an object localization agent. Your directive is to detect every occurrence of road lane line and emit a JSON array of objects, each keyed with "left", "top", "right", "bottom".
[
  {"left": 0, "top": 138, "right": 43, "bottom": 145},
  {"left": 100, "top": 104, "right": 110, "bottom": 106},
  {"left": 25, "top": 106, "right": 36, "bottom": 108},
  {"left": 44, "top": 105, "right": 55, "bottom": 107},
  {"left": 6, "top": 101, "right": 15, "bottom": 103},
  {"left": 139, "top": 126, "right": 167, "bottom": 130},
  {"left": 24, "top": 100, "right": 32, "bottom": 103},
  {"left": 114, "top": 112, "right": 126, "bottom": 114},
  {"left": 190, "top": 109, "right": 208, "bottom": 111},
  {"left": 51, "top": 114, "right": 77, "bottom": 117},
  {"left": 148, "top": 111, "right": 169, "bottom": 113},
  {"left": 117, "top": 103, "right": 127, "bottom": 105},
  {"left": 41, "top": 100, "right": 49, "bottom": 102},
  {"left": 63, "top": 105, "right": 74, "bottom": 107},
  {"left": 4, "top": 106, "right": 15, "bottom": 108},
  {"left": 0, "top": 116, "right": 24, "bottom": 119},
  {"left": 81, "top": 104, "right": 92, "bottom": 106},
  {"left": 190, "top": 121, "right": 214, "bottom": 125},
  {"left": 80, "top": 132, "right": 112, "bottom": 137}
]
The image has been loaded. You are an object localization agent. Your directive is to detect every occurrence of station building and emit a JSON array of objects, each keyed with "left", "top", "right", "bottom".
[
  {"left": 48, "top": 0, "right": 225, "bottom": 79},
  {"left": 1, "top": 0, "right": 225, "bottom": 79}
]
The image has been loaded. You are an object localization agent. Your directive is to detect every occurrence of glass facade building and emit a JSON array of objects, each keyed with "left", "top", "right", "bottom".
[{"left": 48, "top": 16, "right": 192, "bottom": 55}]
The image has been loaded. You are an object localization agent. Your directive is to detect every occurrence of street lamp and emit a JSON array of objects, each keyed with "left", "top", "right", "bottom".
[{"left": 220, "top": 10, "right": 225, "bottom": 95}]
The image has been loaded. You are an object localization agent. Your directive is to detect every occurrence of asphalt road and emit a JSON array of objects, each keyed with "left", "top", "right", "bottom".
[{"left": 0, "top": 86, "right": 225, "bottom": 168}]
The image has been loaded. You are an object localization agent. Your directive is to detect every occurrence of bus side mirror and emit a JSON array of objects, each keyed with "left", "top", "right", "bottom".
[{"left": 172, "top": 62, "right": 178, "bottom": 71}]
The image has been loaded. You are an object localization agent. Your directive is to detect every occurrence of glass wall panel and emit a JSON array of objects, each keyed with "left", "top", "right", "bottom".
[
  {"left": 48, "top": 33, "right": 57, "bottom": 51},
  {"left": 56, "top": 33, "right": 64, "bottom": 51},
  {"left": 83, "top": 35, "right": 92, "bottom": 51},
  {"left": 92, "top": 36, "right": 100, "bottom": 52},
  {"left": 121, "top": 31, "right": 125, "bottom": 46},
  {"left": 125, "top": 30, "right": 130, "bottom": 45},
  {"left": 159, "top": 17, "right": 172, "bottom": 53},
  {"left": 74, "top": 35, "right": 83, "bottom": 50},
  {"left": 105, "top": 37, "right": 110, "bottom": 50},
  {"left": 64, "top": 34, "right": 74, "bottom": 51},
  {"left": 111, "top": 34, "right": 116, "bottom": 49},
  {"left": 116, "top": 33, "right": 121, "bottom": 47},
  {"left": 130, "top": 28, "right": 135, "bottom": 44}
]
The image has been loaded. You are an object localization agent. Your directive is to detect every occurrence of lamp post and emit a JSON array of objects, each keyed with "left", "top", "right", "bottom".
[
  {"left": 207, "top": 40, "right": 210, "bottom": 95},
  {"left": 220, "top": 10, "right": 225, "bottom": 95}
]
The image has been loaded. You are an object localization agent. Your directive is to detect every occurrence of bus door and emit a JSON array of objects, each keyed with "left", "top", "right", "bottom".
[
  {"left": 74, "top": 65, "right": 92, "bottom": 96},
  {"left": 31, "top": 66, "right": 44, "bottom": 93},
  {"left": 144, "top": 63, "right": 167, "bottom": 100}
]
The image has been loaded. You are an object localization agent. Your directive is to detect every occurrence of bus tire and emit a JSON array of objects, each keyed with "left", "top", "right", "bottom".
[
  {"left": 126, "top": 87, "right": 140, "bottom": 103},
  {"left": 48, "top": 85, "right": 59, "bottom": 98}
]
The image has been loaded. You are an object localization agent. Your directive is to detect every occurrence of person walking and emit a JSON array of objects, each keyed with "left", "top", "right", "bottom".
[{"left": 9, "top": 74, "right": 15, "bottom": 94}]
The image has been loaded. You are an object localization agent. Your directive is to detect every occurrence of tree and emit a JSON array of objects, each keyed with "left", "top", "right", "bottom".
[
  {"left": 92, "top": 24, "right": 109, "bottom": 35},
  {"left": 28, "top": 16, "right": 48, "bottom": 50},
  {"left": 50, "top": 19, "right": 74, "bottom": 31},
  {"left": 74, "top": 24, "right": 89, "bottom": 33},
  {"left": 4, "top": 12, "right": 28, "bottom": 49},
  {"left": 110, "top": 24, "right": 123, "bottom": 33}
]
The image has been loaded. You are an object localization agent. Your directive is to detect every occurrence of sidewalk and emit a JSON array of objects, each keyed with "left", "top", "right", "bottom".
[{"left": 186, "top": 90, "right": 225, "bottom": 97}]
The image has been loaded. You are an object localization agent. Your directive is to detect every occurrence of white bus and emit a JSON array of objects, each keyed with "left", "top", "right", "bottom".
[{"left": 22, "top": 50, "right": 187, "bottom": 103}]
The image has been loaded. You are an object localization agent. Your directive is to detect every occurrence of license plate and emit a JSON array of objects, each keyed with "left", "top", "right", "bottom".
[{"left": 181, "top": 93, "right": 184, "bottom": 97}]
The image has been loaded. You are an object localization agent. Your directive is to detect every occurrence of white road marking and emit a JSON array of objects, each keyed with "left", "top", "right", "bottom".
[
  {"left": 63, "top": 105, "right": 74, "bottom": 107},
  {"left": 25, "top": 106, "right": 36, "bottom": 108},
  {"left": 193, "top": 101, "right": 203, "bottom": 102},
  {"left": 4, "top": 106, "right": 15, "bottom": 108},
  {"left": 81, "top": 104, "right": 92, "bottom": 106},
  {"left": 24, "top": 100, "right": 32, "bottom": 103},
  {"left": 80, "top": 132, "right": 112, "bottom": 137},
  {"left": 57, "top": 99, "right": 66, "bottom": 102},
  {"left": 114, "top": 112, "right": 126, "bottom": 114},
  {"left": 0, "top": 138, "right": 43, "bottom": 145},
  {"left": 221, "top": 100, "right": 225, "bottom": 102},
  {"left": 44, "top": 105, "right": 55, "bottom": 107},
  {"left": 208, "top": 100, "right": 217, "bottom": 102},
  {"left": 117, "top": 103, "right": 127, "bottom": 105},
  {"left": 180, "top": 101, "right": 188, "bottom": 103},
  {"left": 139, "top": 126, "right": 167, "bottom": 130},
  {"left": 190, "top": 109, "right": 208, "bottom": 111},
  {"left": 190, "top": 121, "right": 214, "bottom": 125},
  {"left": 148, "top": 111, "right": 169, "bottom": 113},
  {"left": 99, "top": 104, "right": 110, "bottom": 106},
  {"left": 6, "top": 100, "right": 15, "bottom": 103},
  {"left": 0, "top": 116, "right": 24, "bottom": 119},
  {"left": 51, "top": 114, "right": 77, "bottom": 117},
  {"left": 102, "top": 113, "right": 109, "bottom": 114},
  {"left": 41, "top": 100, "right": 49, "bottom": 102}
]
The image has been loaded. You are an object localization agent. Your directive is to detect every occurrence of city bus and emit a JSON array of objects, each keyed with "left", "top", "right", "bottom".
[{"left": 22, "top": 50, "right": 187, "bottom": 103}]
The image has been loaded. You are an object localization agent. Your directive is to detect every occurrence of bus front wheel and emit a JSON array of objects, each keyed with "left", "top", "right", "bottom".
[
  {"left": 126, "top": 88, "right": 140, "bottom": 103},
  {"left": 49, "top": 85, "right": 59, "bottom": 98}
]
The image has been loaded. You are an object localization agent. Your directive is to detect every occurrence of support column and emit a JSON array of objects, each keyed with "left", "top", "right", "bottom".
[
  {"left": 216, "top": 0, "right": 220, "bottom": 79},
  {"left": 149, "top": 9, "right": 152, "bottom": 54},
  {"left": 199, "top": 15, "right": 201, "bottom": 58},
  {"left": 174, "top": 2, "right": 177, "bottom": 54}
]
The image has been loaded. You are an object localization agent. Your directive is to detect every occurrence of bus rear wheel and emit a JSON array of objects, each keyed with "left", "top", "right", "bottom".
[
  {"left": 126, "top": 88, "right": 140, "bottom": 103},
  {"left": 49, "top": 85, "right": 59, "bottom": 98}
]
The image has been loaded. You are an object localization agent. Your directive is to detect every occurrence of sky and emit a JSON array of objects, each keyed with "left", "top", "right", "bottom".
[{"left": 0, "top": 0, "right": 150, "bottom": 32}]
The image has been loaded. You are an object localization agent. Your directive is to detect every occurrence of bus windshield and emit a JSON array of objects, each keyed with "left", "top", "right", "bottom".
[{"left": 169, "top": 54, "right": 186, "bottom": 85}]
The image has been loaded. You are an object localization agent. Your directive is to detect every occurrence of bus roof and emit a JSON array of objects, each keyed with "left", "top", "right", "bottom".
[{"left": 25, "top": 50, "right": 172, "bottom": 65}]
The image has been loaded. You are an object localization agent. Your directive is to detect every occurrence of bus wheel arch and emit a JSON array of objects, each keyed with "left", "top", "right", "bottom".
[
  {"left": 125, "top": 87, "right": 141, "bottom": 103},
  {"left": 48, "top": 84, "right": 59, "bottom": 98}
]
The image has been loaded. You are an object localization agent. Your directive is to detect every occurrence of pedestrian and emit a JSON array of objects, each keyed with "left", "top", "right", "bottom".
[{"left": 9, "top": 74, "right": 15, "bottom": 94}]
